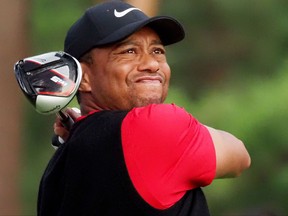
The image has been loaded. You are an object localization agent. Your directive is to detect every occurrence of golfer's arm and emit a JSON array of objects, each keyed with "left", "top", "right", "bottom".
[{"left": 205, "top": 126, "right": 251, "bottom": 179}]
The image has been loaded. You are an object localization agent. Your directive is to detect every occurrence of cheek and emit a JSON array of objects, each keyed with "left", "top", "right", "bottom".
[
  {"left": 162, "top": 63, "right": 171, "bottom": 97},
  {"left": 162, "top": 63, "right": 171, "bottom": 84},
  {"left": 110, "top": 63, "right": 134, "bottom": 86},
  {"left": 98, "top": 64, "right": 131, "bottom": 95}
]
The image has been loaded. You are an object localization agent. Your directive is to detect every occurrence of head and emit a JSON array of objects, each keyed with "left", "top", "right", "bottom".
[{"left": 64, "top": 1, "right": 185, "bottom": 114}]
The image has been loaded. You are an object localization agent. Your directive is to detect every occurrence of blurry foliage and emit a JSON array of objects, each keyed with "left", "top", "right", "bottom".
[
  {"left": 162, "top": 0, "right": 288, "bottom": 100},
  {"left": 167, "top": 60, "right": 288, "bottom": 215},
  {"left": 22, "top": 0, "right": 288, "bottom": 215},
  {"left": 31, "top": 0, "right": 92, "bottom": 53}
]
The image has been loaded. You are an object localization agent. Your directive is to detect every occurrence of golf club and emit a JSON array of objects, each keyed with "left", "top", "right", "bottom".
[{"left": 14, "top": 51, "right": 82, "bottom": 146}]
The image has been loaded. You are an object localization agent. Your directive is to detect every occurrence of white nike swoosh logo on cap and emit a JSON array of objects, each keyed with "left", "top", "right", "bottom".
[{"left": 114, "top": 8, "right": 141, "bottom": 18}]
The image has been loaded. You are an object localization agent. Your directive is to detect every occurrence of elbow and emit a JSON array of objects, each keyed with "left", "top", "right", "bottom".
[
  {"left": 233, "top": 138, "right": 251, "bottom": 177},
  {"left": 235, "top": 149, "right": 251, "bottom": 177},
  {"left": 245, "top": 152, "right": 251, "bottom": 169},
  {"left": 220, "top": 143, "right": 252, "bottom": 179},
  {"left": 242, "top": 151, "right": 251, "bottom": 173}
]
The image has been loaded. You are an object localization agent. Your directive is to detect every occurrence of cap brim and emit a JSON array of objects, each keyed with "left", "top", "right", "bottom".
[{"left": 96, "top": 16, "right": 185, "bottom": 47}]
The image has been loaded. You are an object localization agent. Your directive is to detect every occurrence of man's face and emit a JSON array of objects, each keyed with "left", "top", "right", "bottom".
[{"left": 82, "top": 27, "right": 171, "bottom": 110}]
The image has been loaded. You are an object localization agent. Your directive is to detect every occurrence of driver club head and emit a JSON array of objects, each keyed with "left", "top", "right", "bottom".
[{"left": 14, "top": 51, "right": 82, "bottom": 115}]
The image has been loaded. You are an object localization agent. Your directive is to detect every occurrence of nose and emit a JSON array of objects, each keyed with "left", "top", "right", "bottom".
[{"left": 138, "top": 53, "right": 160, "bottom": 73}]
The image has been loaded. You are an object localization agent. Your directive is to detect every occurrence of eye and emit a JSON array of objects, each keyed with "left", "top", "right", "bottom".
[
  {"left": 153, "top": 48, "right": 165, "bottom": 55},
  {"left": 127, "top": 49, "right": 135, "bottom": 54},
  {"left": 121, "top": 48, "right": 136, "bottom": 54}
]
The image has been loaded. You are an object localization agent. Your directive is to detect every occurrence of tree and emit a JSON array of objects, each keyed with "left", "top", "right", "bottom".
[{"left": 0, "top": 0, "right": 29, "bottom": 214}]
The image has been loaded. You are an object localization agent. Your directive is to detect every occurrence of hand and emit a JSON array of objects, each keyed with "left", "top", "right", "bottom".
[{"left": 54, "top": 107, "right": 81, "bottom": 142}]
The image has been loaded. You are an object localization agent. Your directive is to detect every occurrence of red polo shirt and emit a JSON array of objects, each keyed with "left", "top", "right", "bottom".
[{"left": 121, "top": 104, "right": 216, "bottom": 209}]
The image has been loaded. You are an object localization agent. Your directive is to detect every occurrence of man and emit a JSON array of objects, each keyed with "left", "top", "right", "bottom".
[{"left": 38, "top": 1, "right": 251, "bottom": 215}]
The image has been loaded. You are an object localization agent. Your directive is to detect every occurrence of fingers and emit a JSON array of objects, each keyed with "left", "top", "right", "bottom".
[
  {"left": 53, "top": 107, "right": 81, "bottom": 142},
  {"left": 53, "top": 107, "right": 81, "bottom": 144},
  {"left": 54, "top": 122, "right": 70, "bottom": 141},
  {"left": 64, "top": 107, "right": 81, "bottom": 121}
]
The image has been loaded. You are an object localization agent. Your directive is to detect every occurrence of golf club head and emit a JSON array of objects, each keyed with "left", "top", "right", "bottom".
[{"left": 14, "top": 51, "right": 82, "bottom": 115}]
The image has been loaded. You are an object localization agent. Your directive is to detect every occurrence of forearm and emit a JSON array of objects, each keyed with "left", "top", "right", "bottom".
[{"left": 205, "top": 126, "right": 251, "bottom": 179}]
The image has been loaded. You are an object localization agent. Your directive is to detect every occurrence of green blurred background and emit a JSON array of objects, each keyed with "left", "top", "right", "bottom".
[{"left": 2, "top": 0, "right": 288, "bottom": 215}]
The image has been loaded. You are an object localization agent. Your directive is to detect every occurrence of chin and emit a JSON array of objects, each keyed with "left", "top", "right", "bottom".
[
  {"left": 129, "top": 87, "right": 167, "bottom": 107},
  {"left": 133, "top": 96, "right": 164, "bottom": 107}
]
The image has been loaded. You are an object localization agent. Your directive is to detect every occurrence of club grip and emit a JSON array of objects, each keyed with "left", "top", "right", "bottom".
[
  {"left": 51, "top": 110, "right": 74, "bottom": 148},
  {"left": 51, "top": 134, "right": 65, "bottom": 149},
  {"left": 57, "top": 110, "right": 74, "bottom": 130}
]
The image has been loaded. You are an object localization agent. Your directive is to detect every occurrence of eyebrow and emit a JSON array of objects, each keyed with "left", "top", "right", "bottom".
[{"left": 114, "top": 38, "right": 163, "bottom": 48}]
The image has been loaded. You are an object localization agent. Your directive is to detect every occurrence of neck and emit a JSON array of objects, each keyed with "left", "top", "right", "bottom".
[{"left": 79, "top": 92, "right": 104, "bottom": 115}]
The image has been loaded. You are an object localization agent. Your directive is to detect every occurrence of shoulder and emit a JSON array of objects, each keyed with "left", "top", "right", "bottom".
[
  {"left": 121, "top": 103, "right": 205, "bottom": 158},
  {"left": 123, "top": 103, "right": 195, "bottom": 129},
  {"left": 121, "top": 104, "right": 216, "bottom": 208},
  {"left": 128, "top": 103, "right": 189, "bottom": 117}
]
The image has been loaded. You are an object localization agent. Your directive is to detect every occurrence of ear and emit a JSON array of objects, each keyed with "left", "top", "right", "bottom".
[{"left": 79, "top": 63, "right": 92, "bottom": 92}]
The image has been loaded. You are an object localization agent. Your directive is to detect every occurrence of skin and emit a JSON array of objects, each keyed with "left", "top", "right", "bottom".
[
  {"left": 55, "top": 26, "right": 251, "bottom": 178},
  {"left": 79, "top": 27, "right": 170, "bottom": 114}
]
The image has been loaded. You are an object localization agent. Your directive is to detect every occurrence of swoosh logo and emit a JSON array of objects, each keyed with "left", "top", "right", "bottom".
[{"left": 114, "top": 8, "right": 141, "bottom": 18}]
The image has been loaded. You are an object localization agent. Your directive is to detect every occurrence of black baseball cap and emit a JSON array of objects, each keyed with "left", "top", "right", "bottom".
[{"left": 64, "top": 1, "right": 185, "bottom": 59}]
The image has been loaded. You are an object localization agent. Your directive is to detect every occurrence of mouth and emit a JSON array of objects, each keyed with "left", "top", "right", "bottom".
[{"left": 135, "top": 76, "right": 163, "bottom": 84}]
